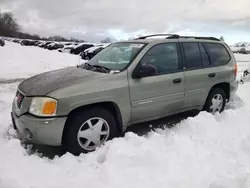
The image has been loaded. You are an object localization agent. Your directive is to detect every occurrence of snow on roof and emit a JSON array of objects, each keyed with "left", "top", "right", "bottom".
[
  {"left": 84, "top": 46, "right": 103, "bottom": 53},
  {"left": 99, "top": 43, "right": 111, "bottom": 47},
  {"left": 74, "top": 42, "right": 94, "bottom": 49}
]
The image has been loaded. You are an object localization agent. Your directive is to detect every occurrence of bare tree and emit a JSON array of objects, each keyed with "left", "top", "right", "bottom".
[
  {"left": 0, "top": 12, "right": 21, "bottom": 37},
  {"left": 101, "top": 37, "right": 112, "bottom": 43}
]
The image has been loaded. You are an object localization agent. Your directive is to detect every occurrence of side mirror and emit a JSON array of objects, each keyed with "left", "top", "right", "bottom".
[{"left": 132, "top": 64, "right": 157, "bottom": 79}]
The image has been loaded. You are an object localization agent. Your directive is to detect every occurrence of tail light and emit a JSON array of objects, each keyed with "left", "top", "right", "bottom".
[{"left": 234, "top": 63, "right": 238, "bottom": 77}]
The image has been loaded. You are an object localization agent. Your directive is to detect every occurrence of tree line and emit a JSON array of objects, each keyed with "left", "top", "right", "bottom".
[{"left": 0, "top": 11, "right": 109, "bottom": 42}]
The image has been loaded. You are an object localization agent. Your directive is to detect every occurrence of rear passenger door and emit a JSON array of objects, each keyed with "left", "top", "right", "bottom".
[{"left": 182, "top": 42, "right": 214, "bottom": 109}]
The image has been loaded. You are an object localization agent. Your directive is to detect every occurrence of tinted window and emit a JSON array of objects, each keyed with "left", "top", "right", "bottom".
[
  {"left": 205, "top": 43, "right": 230, "bottom": 66},
  {"left": 183, "top": 42, "right": 202, "bottom": 69},
  {"left": 140, "top": 43, "right": 179, "bottom": 74},
  {"left": 199, "top": 43, "right": 210, "bottom": 67}
]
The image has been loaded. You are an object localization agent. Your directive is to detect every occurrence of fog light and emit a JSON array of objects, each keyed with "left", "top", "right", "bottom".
[{"left": 24, "top": 128, "right": 33, "bottom": 140}]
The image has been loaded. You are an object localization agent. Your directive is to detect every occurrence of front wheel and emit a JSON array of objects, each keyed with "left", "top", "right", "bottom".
[
  {"left": 203, "top": 88, "right": 226, "bottom": 114},
  {"left": 65, "top": 107, "right": 118, "bottom": 155}
]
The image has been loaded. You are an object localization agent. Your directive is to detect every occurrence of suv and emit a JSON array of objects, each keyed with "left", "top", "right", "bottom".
[{"left": 11, "top": 34, "right": 238, "bottom": 155}]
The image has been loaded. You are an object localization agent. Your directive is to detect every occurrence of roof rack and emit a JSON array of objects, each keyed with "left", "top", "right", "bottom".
[
  {"left": 134, "top": 34, "right": 220, "bottom": 41},
  {"left": 172, "top": 35, "right": 221, "bottom": 41},
  {"left": 134, "top": 34, "right": 178, "bottom": 40}
]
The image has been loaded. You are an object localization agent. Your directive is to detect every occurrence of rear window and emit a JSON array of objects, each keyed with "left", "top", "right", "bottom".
[{"left": 205, "top": 43, "right": 231, "bottom": 66}]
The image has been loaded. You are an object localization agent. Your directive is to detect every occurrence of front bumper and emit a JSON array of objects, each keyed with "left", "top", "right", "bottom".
[{"left": 11, "top": 111, "right": 67, "bottom": 146}]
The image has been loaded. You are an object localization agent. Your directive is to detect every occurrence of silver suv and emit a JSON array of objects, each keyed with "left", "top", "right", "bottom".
[{"left": 11, "top": 34, "right": 239, "bottom": 155}]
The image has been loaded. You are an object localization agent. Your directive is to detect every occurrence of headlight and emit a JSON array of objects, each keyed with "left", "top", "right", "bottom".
[{"left": 29, "top": 97, "right": 57, "bottom": 117}]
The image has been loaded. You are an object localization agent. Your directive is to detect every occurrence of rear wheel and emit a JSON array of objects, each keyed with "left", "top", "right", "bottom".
[
  {"left": 203, "top": 88, "right": 226, "bottom": 114},
  {"left": 65, "top": 107, "right": 118, "bottom": 155}
]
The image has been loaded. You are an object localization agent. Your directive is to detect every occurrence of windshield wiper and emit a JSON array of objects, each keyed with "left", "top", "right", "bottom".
[
  {"left": 91, "top": 65, "right": 111, "bottom": 73},
  {"left": 77, "top": 62, "right": 93, "bottom": 70},
  {"left": 77, "top": 63, "right": 112, "bottom": 73}
]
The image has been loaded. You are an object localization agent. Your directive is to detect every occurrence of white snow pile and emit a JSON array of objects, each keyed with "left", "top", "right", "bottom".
[
  {"left": 0, "top": 41, "right": 80, "bottom": 81},
  {"left": 1, "top": 41, "right": 250, "bottom": 188}
]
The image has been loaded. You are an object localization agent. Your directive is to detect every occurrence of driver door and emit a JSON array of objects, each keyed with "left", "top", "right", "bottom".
[{"left": 128, "top": 42, "right": 185, "bottom": 122}]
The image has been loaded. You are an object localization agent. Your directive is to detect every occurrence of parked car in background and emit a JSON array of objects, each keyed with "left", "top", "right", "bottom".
[
  {"left": 34, "top": 41, "right": 42, "bottom": 46},
  {"left": 21, "top": 40, "right": 37, "bottom": 46},
  {"left": 44, "top": 42, "right": 53, "bottom": 49},
  {"left": 80, "top": 46, "right": 105, "bottom": 60},
  {"left": 13, "top": 39, "right": 20, "bottom": 43},
  {"left": 70, "top": 43, "right": 94, "bottom": 55},
  {"left": 37, "top": 41, "right": 46, "bottom": 47},
  {"left": 0, "top": 38, "right": 5, "bottom": 46},
  {"left": 58, "top": 43, "right": 78, "bottom": 53},
  {"left": 11, "top": 34, "right": 238, "bottom": 155},
  {"left": 230, "top": 46, "right": 250, "bottom": 54},
  {"left": 239, "top": 47, "right": 249, "bottom": 54},
  {"left": 47, "top": 42, "right": 64, "bottom": 50}
]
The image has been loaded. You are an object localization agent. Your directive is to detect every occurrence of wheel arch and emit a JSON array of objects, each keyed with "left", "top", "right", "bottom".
[
  {"left": 203, "top": 82, "right": 230, "bottom": 112},
  {"left": 61, "top": 101, "right": 123, "bottom": 146},
  {"left": 209, "top": 82, "right": 230, "bottom": 101}
]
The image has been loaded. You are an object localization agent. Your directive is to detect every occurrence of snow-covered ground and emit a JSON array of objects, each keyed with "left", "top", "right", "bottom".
[
  {"left": 0, "top": 41, "right": 250, "bottom": 188},
  {"left": 0, "top": 41, "right": 81, "bottom": 81}
]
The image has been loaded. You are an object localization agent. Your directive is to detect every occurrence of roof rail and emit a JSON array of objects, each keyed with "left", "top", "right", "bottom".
[
  {"left": 171, "top": 35, "right": 221, "bottom": 41},
  {"left": 134, "top": 34, "right": 220, "bottom": 41},
  {"left": 134, "top": 34, "right": 178, "bottom": 40}
]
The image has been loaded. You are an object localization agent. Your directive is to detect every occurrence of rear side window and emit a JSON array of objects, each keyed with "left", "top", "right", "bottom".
[
  {"left": 199, "top": 43, "right": 211, "bottom": 67},
  {"left": 183, "top": 42, "right": 202, "bottom": 69},
  {"left": 205, "top": 43, "right": 231, "bottom": 66}
]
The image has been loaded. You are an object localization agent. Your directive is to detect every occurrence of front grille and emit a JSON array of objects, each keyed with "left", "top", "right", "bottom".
[{"left": 15, "top": 90, "right": 25, "bottom": 109}]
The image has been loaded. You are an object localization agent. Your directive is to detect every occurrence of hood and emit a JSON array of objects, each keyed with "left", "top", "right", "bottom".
[{"left": 18, "top": 67, "right": 104, "bottom": 96}]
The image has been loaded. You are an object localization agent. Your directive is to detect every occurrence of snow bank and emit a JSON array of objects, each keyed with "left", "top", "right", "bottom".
[
  {"left": 0, "top": 41, "right": 80, "bottom": 80},
  {"left": 1, "top": 40, "right": 250, "bottom": 188},
  {"left": 0, "top": 82, "right": 250, "bottom": 188}
]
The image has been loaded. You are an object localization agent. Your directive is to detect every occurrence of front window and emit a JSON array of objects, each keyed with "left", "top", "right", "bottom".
[{"left": 87, "top": 42, "right": 146, "bottom": 71}]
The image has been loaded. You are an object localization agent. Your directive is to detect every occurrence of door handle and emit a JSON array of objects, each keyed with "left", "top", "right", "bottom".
[
  {"left": 208, "top": 73, "right": 216, "bottom": 78},
  {"left": 173, "top": 78, "right": 182, "bottom": 84}
]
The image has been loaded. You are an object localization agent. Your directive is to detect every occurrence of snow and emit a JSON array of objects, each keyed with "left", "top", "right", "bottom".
[
  {"left": 84, "top": 46, "right": 102, "bottom": 53},
  {"left": 1, "top": 41, "right": 250, "bottom": 188},
  {"left": 73, "top": 42, "right": 93, "bottom": 49},
  {"left": 230, "top": 46, "right": 241, "bottom": 52},
  {"left": 0, "top": 41, "right": 80, "bottom": 81}
]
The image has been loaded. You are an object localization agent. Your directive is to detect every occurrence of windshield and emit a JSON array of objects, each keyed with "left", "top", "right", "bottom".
[{"left": 87, "top": 42, "right": 146, "bottom": 71}]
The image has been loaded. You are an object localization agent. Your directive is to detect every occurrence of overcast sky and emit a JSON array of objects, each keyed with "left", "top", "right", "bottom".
[{"left": 1, "top": 0, "right": 250, "bottom": 44}]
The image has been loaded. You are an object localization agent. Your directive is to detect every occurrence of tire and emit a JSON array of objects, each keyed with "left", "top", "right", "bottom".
[
  {"left": 203, "top": 88, "right": 226, "bottom": 114},
  {"left": 65, "top": 107, "right": 118, "bottom": 155}
]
